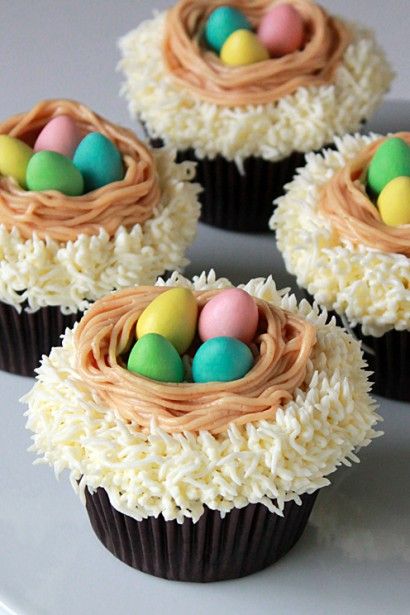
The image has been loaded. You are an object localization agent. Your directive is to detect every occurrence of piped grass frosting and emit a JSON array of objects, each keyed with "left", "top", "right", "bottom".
[
  {"left": 24, "top": 271, "right": 380, "bottom": 523},
  {"left": 271, "top": 133, "right": 410, "bottom": 336},
  {"left": 119, "top": 7, "right": 393, "bottom": 165},
  {"left": 0, "top": 100, "right": 201, "bottom": 313}
]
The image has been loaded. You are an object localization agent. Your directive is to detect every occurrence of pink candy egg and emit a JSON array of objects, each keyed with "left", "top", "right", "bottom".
[
  {"left": 34, "top": 115, "right": 81, "bottom": 158},
  {"left": 198, "top": 288, "right": 259, "bottom": 345},
  {"left": 257, "top": 3, "right": 305, "bottom": 57}
]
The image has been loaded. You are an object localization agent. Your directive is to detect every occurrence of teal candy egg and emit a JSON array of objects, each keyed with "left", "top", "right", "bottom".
[
  {"left": 73, "top": 132, "right": 124, "bottom": 192},
  {"left": 367, "top": 137, "right": 410, "bottom": 196},
  {"left": 127, "top": 333, "right": 184, "bottom": 383},
  {"left": 192, "top": 336, "right": 253, "bottom": 383},
  {"left": 204, "top": 6, "right": 252, "bottom": 53},
  {"left": 26, "top": 150, "right": 84, "bottom": 196}
]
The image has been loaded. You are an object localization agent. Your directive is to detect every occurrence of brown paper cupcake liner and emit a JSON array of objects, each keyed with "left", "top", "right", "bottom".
[
  {"left": 0, "top": 301, "right": 81, "bottom": 377},
  {"left": 303, "top": 291, "right": 410, "bottom": 402},
  {"left": 144, "top": 125, "right": 310, "bottom": 233},
  {"left": 85, "top": 487, "right": 318, "bottom": 582}
]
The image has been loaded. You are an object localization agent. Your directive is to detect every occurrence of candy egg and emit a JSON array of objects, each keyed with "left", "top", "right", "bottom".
[
  {"left": 127, "top": 333, "right": 184, "bottom": 383},
  {"left": 377, "top": 176, "right": 410, "bottom": 226},
  {"left": 34, "top": 115, "right": 81, "bottom": 159},
  {"left": 136, "top": 288, "right": 198, "bottom": 354},
  {"left": 0, "top": 135, "right": 33, "bottom": 188},
  {"left": 257, "top": 3, "right": 305, "bottom": 57},
  {"left": 199, "top": 288, "right": 259, "bottom": 344},
  {"left": 367, "top": 137, "right": 410, "bottom": 196},
  {"left": 26, "top": 150, "right": 84, "bottom": 196},
  {"left": 204, "top": 6, "right": 252, "bottom": 53},
  {"left": 73, "top": 132, "right": 124, "bottom": 192},
  {"left": 220, "top": 30, "right": 270, "bottom": 66},
  {"left": 192, "top": 336, "right": 253, "bottom": 383}
]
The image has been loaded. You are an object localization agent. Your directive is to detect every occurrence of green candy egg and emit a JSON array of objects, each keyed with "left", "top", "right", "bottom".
[
  {"left": 367, "top": 137, "right": 410, "bottom": 196},
  {"left": 204, "top": 6, "right": 252, "bottom": 53},
  {"left": 26, "top": 150, "right": 84, "bottom": 196},
  {"left": 127, "top": 333, "right": 184, "bottom": 383},
  {"left": 0, "top": 135, "right": 33, "bottom": 189},
  {"left": 73, "top": 132, "right": 124, "bottom": 192},
  {"left": 192, "top": 336, "right": 253, "bottom": 384}
]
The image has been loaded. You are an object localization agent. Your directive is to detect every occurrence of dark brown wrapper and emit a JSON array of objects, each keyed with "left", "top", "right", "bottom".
[
  {"left": 85, "top": 487, "right": 318, "bottom": 582},
  {"left": 173, "top": 150, "right": 308, "bottom": 233},
  {"left": 0, "top": 301, "right": 81, "bottom": 377},
  {"left": 145, "top": 125, "right": 307, "bottom": 233},
  {"left": 302, "top": 291, "right": 410, "bottom": 402}
]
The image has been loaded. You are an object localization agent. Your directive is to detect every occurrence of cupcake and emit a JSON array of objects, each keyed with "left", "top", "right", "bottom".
[
  {"left": 119, "top": 0, "right": 393, "bottom": 232},
  {"left": 271, "top": 132, "right": 410, "bottom": 401},
  {"left": 24, "top": 271, "right": 380, "bottom": 582},
  {"left": 0, "top": 99, "right": 200, "bottom": 376}
]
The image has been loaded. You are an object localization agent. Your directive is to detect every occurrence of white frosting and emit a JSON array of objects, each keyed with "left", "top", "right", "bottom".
[
  {"left": 271, "top": 133, "right": 410, "bottom": 337},
  {"left": 24, "top": 271, "right": 380, "bottom": 524},
  {"left": 0, "top": 150, "right": 200, "bottom": 314},
  {"left": 119, "top": 13, "right": 393, "bottom": 167}
]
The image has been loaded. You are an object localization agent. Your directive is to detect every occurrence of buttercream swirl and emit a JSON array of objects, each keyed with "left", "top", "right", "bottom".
[
  {"left": 318, "top": 132, "right": 410, "bottom": 257},
  {"left": 163, "top": 0, "right": 350, "bottom": 107},
  {"left": 0, "top": 99, "right": 160, "bottom": 242},
  {"left": 74, "top": 285, "right": 316, "bottom": 434}
]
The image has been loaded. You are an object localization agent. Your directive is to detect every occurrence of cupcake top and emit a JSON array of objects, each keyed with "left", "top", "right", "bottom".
[
  {"left": 271, "top": 132, "right": 410, "bottom": 337},
  {"left": 119, "top": 0, "right": 393, "bottom": 165},
  {"left": 24, "top": 271, "right": 379, "bottom": 523},
  {"left": 0, "top": 99, "right": 200, "bottom": 313}
]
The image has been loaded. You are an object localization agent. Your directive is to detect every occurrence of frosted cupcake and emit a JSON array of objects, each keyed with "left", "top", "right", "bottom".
[
  {"left": 271, "top": 132, "right": 410, "bottom": 401},
  {"left": 0, "top": 99, "right": 200, "bottom": 376},
  {"left": 119, "top": 0, "right": 392, "bottom": 232},
  {"left": 24, "top": 271, "right": 380, "bottom": 582}
]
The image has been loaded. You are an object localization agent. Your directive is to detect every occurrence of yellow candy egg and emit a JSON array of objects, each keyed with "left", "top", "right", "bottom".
[
  {"left": 377, "top": 176, "right": 410, "bottom": 226},
  {"left": 220, "top": 29, "right": 270, "bottom": 67},
  {"left": 136, "top": 288, "right": 198, "bottom": 354},
  {"left": 0, "top": 135, "right": 33, "bottom": 189}
]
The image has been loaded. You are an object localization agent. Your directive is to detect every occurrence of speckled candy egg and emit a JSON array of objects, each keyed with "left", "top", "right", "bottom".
[
  {"left": 257, "top": 3, "right": 305, "bottom": 57},
  {"left": 34, "top": 115, "right": 81, "bottom": 159},
  {"left": 199, "top": 288, "right": 259, "bottom": 344},
  {"left": 204, "top": 6, "right": 252, "bottom": 53},
  {"left": 192, "top": 336, "right": 253, "bottom": 383}
]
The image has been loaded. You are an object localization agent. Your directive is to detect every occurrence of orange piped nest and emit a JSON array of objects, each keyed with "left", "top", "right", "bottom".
[
  {"left": 0, "top": 99, "right": 160, "bottom": 242},
  {"left": 163, "top": 0, "right": 350, "bottom": 107},
  {"left": 74, "top": 286, "right": 316, "bottom": 435},
  {"left": 318, "top": 132, "right": 410, "bottom": 256}
]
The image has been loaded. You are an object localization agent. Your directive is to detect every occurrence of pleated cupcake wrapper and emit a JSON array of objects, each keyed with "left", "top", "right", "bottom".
[
  {"left": 303, "top": 291, "right": 410, "bottom": 402},
  {"left": 0, "top": 301, "right": 81, "bottom": 377},
  {"left": 85, "top": 487, "right": 318, "bottom": 582},
  {"left": 178, "top": 150, "right": 309, "bottom": 233},
  {"left": 143, "top": 124, "right": 307, "bottom": 233}
]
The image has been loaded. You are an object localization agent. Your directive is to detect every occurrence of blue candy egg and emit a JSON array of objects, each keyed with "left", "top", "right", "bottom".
[
  {"left": 204, "top": 6, "right": 252, "bottom": 53},
  {"left": 73, "top": 132, "right": 124, "bottom": 192},
  {"left": 192, "top": 336, "right": 253, "bottom": 383}
]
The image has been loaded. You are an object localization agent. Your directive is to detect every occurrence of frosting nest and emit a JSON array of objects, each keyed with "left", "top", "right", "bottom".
[
  {"left": 119, "top": 12, "right": 393, "bottom": 165},
  {"left": 74, "top": 286, "right": 316, "bottom": 434},
  {"left": 24, "top": 271, "right": 380, "bottom": 523},
  {"left": 0, "top": 99, "right": 161, "bottom": 242},
  {"left": 318, "top": 132, "right": 410, "bottom": 257},
  {"left": 163, "top": 0, "right": 350, "bottom": 106},
  {"left": 271, "top": 133, "right": 410, "bottom": 336},
  {"left": 0, "top": 149, "right": 200, "bottom": 313}
]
